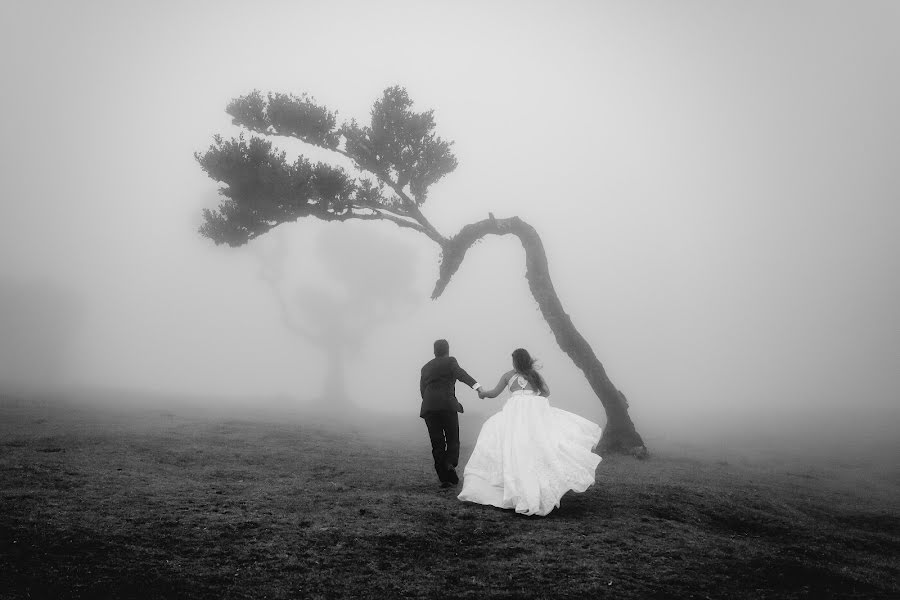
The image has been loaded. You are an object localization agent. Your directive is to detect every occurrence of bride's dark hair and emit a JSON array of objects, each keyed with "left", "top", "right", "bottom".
[{"left": 512, "top": 348, "right": 546, "bottom": 394}]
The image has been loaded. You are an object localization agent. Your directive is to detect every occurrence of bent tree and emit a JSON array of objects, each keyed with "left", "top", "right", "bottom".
[{"left": 195, "top": 86, "right": 646, "bottom": 455}]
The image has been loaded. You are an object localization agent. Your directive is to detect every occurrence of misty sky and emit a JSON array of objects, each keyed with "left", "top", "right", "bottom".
[{"left": 1, "top": 1, "right": 898, "bottom": 440}]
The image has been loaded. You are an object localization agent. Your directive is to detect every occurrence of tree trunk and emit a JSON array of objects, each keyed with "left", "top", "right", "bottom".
[
  {"left": 322, "top": 344, "right": 348, "bottom": 406},
  {"left": 432, "top": 216, "right": 647, "bottom": 456}
]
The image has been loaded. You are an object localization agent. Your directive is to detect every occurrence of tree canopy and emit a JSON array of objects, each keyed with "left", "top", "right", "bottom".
[{"left": 196, "top": 86, "right": 453, "bottom": 247}]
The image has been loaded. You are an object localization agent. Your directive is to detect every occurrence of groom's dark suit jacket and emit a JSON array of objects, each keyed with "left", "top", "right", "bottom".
[{"left": 419, "top": 355, "right": 477, "bottom": 418}]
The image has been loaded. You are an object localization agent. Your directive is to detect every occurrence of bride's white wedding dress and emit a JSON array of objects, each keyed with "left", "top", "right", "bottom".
[{"left": 457, "top": 374, "right": 602, "bottom": 516}]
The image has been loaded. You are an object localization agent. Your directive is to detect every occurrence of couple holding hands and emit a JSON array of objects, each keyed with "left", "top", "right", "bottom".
[{"left": 419, "top": 339, "right": 602, "bottom": 517}]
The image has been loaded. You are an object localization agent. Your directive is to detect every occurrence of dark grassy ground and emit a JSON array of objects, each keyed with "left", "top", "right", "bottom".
[{"left": 1, "top": 395, "right": 897, "bottom": 599}]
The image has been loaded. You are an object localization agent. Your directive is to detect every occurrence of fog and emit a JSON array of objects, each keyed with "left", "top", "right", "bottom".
[{"left": 1, "top": 1, "right": 898, "bottom": 451}]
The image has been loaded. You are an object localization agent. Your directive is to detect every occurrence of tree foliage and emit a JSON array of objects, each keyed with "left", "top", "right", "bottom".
[{"left": 196, "top": 86, "right": 454, "bottom": 247}]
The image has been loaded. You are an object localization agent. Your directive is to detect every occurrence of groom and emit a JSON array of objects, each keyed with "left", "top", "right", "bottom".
[{"left": 420, "top": 339, "right": 482, "bottom": 488}]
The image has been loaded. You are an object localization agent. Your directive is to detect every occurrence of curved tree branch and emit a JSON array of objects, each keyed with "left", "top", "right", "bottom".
[
  {"left": 348, "top": 208, "right": 425, "bottom": 234},
  {"left": 398, "top": 196, "right": 445, "bottom": 244},
  {"left": 432, "top": 215, "right": 646, "bottom": 454}
]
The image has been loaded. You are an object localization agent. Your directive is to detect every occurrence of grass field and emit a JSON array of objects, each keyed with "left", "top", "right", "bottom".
[{"left": 1, "top": 394, "right": 898, "bottom": 599}]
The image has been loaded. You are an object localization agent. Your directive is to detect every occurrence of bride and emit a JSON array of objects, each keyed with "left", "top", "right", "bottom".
[{"left": 457, "top": 348, "right": 602, "bottom": 516}]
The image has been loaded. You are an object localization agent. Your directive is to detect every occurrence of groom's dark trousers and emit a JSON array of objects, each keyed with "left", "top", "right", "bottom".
[
  {"left": 420, "top": 355, "right": 478, "bottom": 483},
  {"left": 423, "top": 411, "right": 460, "bottom": 482}
]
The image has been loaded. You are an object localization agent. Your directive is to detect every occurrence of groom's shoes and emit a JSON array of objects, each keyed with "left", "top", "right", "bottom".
[
  {"left": 445, "top": 465, "right": 460, "bottom": 485},
  {"left": 440, "top": 481, "right": 454, "bottom": 488}
]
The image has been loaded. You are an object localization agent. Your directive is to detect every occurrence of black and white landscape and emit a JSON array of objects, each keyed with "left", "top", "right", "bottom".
[{"left": 1, "top": 1, "right": 898, "bottom": 598}]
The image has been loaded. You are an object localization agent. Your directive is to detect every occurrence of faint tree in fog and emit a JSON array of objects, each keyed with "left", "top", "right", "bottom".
[
  {"left": 253, "top": 226, "right": 418, "bottom": 405},
  {"left": 195, "top": 87, "right": 646, "bottom": 455}
]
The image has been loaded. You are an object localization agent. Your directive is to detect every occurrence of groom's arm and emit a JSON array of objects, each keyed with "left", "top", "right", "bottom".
[
  {"left": 450, "top": 357, "right": 481, "bottom": 392},
  {"left": 481, "top": 371, "right": 514, "bottom": 398}
]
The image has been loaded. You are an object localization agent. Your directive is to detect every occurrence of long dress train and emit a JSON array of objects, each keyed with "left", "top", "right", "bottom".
[{"left": 457, "top": 376, "right": 602, "bottom": 516}]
